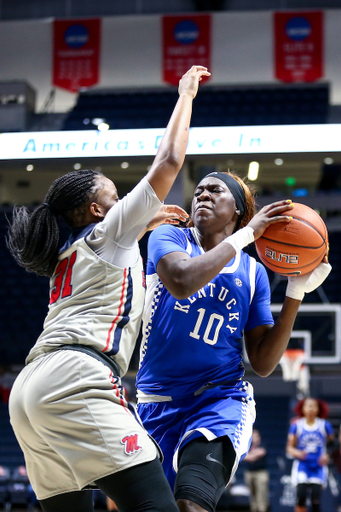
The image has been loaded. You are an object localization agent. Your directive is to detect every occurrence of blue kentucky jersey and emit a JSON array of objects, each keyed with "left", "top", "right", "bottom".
[
  {"left": 136, "top": 225, "right": 274, "bottom": 398},
  {"left": 289, "top": 418, "right": 334, "bottom": 470}
]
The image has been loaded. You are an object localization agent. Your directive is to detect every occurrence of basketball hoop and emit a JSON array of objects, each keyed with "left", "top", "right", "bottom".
[
  {"left": 279, "top": 349, "right": 310, "bottom": 398},
  {"left": 280, "top": 349, "right": 306, "bottom": 382}
]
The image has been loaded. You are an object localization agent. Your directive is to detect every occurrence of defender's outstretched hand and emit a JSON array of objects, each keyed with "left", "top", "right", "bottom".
[
  {"left": 138, "top": 205, "right": 188, "bottom": 240},
  {"left": 178, "top": 66, "right": 211, "bottom": 99},
  {"left": 147, "top": 205, "right": 188, "bottom": 231}
]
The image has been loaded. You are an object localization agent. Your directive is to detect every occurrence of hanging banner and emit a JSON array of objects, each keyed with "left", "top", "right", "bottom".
[
  {"left": 53, "top": 18, "right": 101, "bottom": 92},
  {"left": 162, "top": 14, "right": 211, "bottom": 86},
  {"left": 274, "top": 11, "right": 323, "bottom": 82}
]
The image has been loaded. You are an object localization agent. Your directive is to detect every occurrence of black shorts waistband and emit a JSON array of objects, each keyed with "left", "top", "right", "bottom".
[{"left": 59, "top": 344, "right": 120, "bottom": 377}]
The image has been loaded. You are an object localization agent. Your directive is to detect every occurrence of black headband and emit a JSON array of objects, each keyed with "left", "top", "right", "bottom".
[{"left": 203, "top": 172, "right": 246, "bottom": 229}]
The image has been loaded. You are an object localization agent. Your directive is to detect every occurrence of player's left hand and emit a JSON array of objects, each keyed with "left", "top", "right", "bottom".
[
  {"left": 147, "top": 205, "right": 188, "bottom": 231},
  {"left": 178, "top": 66, "right": 211, "bottom": 99},
  {"left": 286, "top": 262, "right": 332, "bottom": 301}
]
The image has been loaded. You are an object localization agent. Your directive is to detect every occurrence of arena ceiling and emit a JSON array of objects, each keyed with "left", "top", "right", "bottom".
[{"left": 0, "top": 151, "right": 340, "bottom": 207}]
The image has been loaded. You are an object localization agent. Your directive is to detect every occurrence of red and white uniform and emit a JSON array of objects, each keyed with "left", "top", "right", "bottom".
[
  {"left": 27, "top": 177, "right": 161, "bottom": 376},
  {"left": 9, "top": 178, "right": 163, "bottom": 500}
]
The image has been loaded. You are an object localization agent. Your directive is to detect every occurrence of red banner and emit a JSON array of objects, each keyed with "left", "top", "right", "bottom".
[
  {"left": 162, "top": 14, "right": 211, "bottom": 86},
  {"left": 274, "top": 11, "right": 323, "bottom": 83},
  {"left": 53, "top": 18, "right": 101, "bottom": 92}
]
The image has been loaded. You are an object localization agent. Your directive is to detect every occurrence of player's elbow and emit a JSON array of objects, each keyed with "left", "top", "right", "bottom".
[
  {"left": 158, "top": 148, "right": 184, "bottom": 173},
  {"left": 166, "top": 281, "right": 193, "bottom": 300},
  {"left": 254, "top": 369, "right": 273, "bottom": 378},
  {"left": 164, "top": 274, "right": 195, "bottom": 300},
  {"left": 250, "top": 362, "right": 275, "bottom": 378}
]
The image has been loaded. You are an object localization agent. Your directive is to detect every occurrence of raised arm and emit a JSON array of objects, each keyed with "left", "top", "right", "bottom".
[{"left": 146, "top": 66, "right": 210, "bottom": 202}]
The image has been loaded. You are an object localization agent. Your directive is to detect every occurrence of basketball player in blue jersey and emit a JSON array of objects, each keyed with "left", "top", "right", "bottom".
[
  {"left": 136, "top": 170, "right": 331, "bottom": 512},
  {"left": 6, "top": 65, "right": 210, "bottom": 512},
  {"left": 287, "top": 397, "right": 334, "bottom": 512}
]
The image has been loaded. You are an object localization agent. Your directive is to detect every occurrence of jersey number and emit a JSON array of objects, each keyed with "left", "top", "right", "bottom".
[
  {"left": 50, "top": 251, "right": 77, "bottom": 304},
  {"left": 189, "top": 308, "right": 224, "bottom": 346}
]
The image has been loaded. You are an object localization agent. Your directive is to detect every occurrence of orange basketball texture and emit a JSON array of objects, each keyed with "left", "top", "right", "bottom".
[{"left": 255, "top": 203, "right": 328, "bottom": 276}]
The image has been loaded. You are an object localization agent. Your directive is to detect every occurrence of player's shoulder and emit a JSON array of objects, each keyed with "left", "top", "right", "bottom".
[
  {"left": 321, "top": 418, "right": 333, "bottom": 430},
  {"left": 150, "top": 224, "right": 193, "bottom": 244},
  {"left": 242, "top": 252, "right": 269, "bottom": 278},
  {"left": 153, "top": 223, "right": 186, "bottom": 235},
  {"left": 289, "top": 417, "right": 301, "bottom": 430}
]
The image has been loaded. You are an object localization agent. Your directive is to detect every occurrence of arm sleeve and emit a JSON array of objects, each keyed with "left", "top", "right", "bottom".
[
  {"left": 147, "top": 225, "right": 189, "bottom": 274},
  {"left": 244, "top": 262, "right": 274, "bottom": 332}
]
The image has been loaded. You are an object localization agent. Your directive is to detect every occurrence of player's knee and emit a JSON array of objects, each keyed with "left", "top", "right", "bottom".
[
  {"left": 311, "top": 484, "right": 321, "bottom": 512},
  {"left": 175, "top": 462, "right": 222, "bottom": 512},
  {"left": 296, "top": 484, "right": 307, "bottom": 507},
  {"left": 174, "top": 437, "right": 235, "bottom": 512}
]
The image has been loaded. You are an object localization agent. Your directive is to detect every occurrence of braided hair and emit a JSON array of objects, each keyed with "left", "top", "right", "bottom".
[{"left": 6, "top": 169, "right": 103, "bottom": 277}]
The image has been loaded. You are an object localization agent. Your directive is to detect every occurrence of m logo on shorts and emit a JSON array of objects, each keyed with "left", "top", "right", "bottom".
[{"left": 121, "top": 434, "right": 142, "bottom": 455}]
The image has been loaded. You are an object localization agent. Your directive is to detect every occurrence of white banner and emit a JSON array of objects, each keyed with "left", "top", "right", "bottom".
[{"left": 0, "top": 124, "right": 341, "bottom": 160}]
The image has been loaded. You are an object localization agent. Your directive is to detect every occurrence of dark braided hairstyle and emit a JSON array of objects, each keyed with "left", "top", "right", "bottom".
[{"left": 6, "top": 169, "right": 104, "bottom": 278}]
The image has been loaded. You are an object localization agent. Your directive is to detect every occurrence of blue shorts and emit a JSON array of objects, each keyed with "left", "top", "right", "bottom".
[
  {"left": 291, "top": 459, "right": 329, "bottom": 487},
  {"left": 137, "top": 381, "right": 256, "bottom": 490}
]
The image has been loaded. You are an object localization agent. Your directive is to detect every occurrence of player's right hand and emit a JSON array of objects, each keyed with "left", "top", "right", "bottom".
[
  {"left": 286, "top": 261, "right": 332, "bottom": 301},
  {"left": 247, "top": 199, "right": 294, "bottom": 240},
  {"left": 178, "top": 66, "right": 211, "bottom": 99},
  {"left": 147, "top": 204, "right": 188, "bottom": 231}
]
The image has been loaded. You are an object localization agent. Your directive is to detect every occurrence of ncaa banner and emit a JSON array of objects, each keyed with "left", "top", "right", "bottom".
[
  {"left": 274, "top": 11, "right": 323, "bottom": 82},
  {"left": 162, "top": 14, "right": 211, "bottom": 86},
  {"left": 53, "top": 18, "right": 101, "bottom": 92}
]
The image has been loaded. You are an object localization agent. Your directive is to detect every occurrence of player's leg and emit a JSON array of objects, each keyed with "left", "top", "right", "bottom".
[
  {"left": 310, "top": 483, "right": 322, "bottom": 512},
  {"left": 39, "top": 490, "right": 94, "bottom": 512},
  {"left": 94, "top": 457, "right": 178, "bottom": 512},
  {"left": 295, "top": 483, "right": 308, "bottom": 512},
  {"left": 174, "top": 436, "right": 236, "bottom": 512}
]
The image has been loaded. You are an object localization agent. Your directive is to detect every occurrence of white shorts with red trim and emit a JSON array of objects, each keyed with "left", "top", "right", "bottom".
[{"left": 9, "top": 350, "right": 158, "bottom": 500}]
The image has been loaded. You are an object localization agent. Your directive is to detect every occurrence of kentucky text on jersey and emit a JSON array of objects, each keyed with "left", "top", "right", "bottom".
[{"left": 137, "top": 225, "right": 274, "bottom": 399}]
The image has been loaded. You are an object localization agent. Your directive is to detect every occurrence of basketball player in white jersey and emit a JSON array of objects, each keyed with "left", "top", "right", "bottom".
[
  {"left": 136, "top": 171, "right": 331, "bottom": 512},
  {"left": 6, "top": 65, "right": 210, "bottom": 512}
]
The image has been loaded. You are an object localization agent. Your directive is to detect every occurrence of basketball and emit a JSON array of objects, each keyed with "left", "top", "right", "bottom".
[{"left": 255, "top": 203, "right": 328, "bottom": 276}]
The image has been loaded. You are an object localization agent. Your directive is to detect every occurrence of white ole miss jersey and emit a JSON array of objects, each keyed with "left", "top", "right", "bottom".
[
  {"left": 137, "top": 225, "right": 274, "bottom": 398},
  {"left": 26, "top": 178, "right": 162, "bottom": 376}
]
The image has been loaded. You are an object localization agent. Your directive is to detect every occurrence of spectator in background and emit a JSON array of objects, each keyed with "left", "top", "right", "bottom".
[
  {"left": 243, "top": 429, "right": 269, "bottom": 512},
  {"left": 286, "top": 397, "right": 334, "bottom": 512},
  {"left": 0, "top": 366, "right": 16, "bottom": 403}
]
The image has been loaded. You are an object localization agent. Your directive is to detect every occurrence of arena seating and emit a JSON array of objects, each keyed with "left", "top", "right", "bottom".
[{"left": 62, "top": 84, "right": 329, "bottom": 131}]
